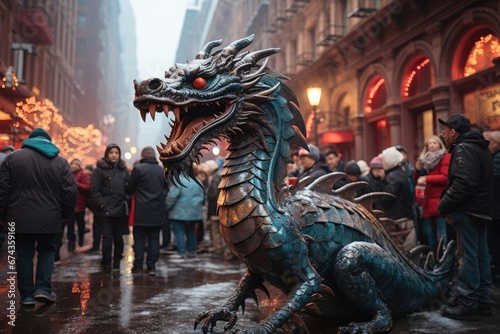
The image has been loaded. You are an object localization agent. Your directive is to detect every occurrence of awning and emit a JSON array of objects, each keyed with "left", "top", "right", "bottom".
[{"left": 320, "top": 130, "right": 354, "bottom": 144}]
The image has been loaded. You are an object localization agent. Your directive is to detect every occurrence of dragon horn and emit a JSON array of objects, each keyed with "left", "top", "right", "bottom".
[
  {"left": 195, "top": 39, "right": 223, "bottom": 59},
  {"left": 220, "top": 35, "right": 255, "bottom": 58},
  {"left": 234, "top": 48, "right": 280, "bottom": 70}
]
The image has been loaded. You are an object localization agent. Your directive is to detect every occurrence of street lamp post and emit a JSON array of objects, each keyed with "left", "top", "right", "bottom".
[{"left": 307, "top": 87, "right": 322, "bottom": 147}]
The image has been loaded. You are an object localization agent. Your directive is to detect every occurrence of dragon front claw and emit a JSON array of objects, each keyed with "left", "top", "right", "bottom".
[{"left": 194, "top": 307, "right": 238, "bottom": 333}]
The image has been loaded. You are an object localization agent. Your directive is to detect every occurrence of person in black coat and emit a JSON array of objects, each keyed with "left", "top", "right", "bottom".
[
  {"left": 484, "top": 130, "right": 500, "bottom": 280},
  {"left": 125, "top": 147, "right": 167, "bottom": 275},
  {"left": 438, "top": 114, "right": 494, "bottom": 320},
  {"left": 296, "top": 144, "right": 330, "bottom": 183},
  {"left": 90, "top": 143, "right": 130, "bottom": 274},
  {"left": 380, "top": 146, "right": 417, "bottom": 252},
  {"left": 0, "top": 128, "right": 76, "bottom": 305}
]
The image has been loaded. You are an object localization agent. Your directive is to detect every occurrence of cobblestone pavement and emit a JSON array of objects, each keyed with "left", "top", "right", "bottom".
[{"left": 0, "top": 232, "right": 499, "bottom": 334}]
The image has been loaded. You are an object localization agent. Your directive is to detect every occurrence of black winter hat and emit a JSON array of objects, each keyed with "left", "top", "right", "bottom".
[
  {"left": 345, "top": 160, "right": 361, "bottom": 176},
  {"left": 438, "top": 113, "right": 471, "bottom": 134}
]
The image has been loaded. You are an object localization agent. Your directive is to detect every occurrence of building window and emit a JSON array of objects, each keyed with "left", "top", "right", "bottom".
[
  {"left": 464, "top": 33, "right": 500, "bottom": 77},
  {"left": 402, "top": 57, "right": 433, "bottom": 98},
  {"left": 364, "top": 77, "right": 386, "bottom": 113}
]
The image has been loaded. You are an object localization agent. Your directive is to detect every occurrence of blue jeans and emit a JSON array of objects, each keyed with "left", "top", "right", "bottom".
[
  {"left": 133, "top": 226, "right": 160, "bottom": 269},
  {"left": 448, "top": 212, "right": 491, "bottom": 308},
  {"left": 421, "top": 216, "right": 447, "bottom": 252},
  {"left": 16, "top": 233, "right": 56, "bottom": 298},
  {"left": 171, "top": 220, "right": 196, "bottom": 256}
]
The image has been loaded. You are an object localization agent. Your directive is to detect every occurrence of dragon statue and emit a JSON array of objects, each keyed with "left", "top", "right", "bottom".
[{"left": 133, "top": 35, "right": 455, "bottom": 334}]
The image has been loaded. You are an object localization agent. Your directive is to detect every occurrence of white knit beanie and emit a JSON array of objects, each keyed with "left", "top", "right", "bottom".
[{"left": 381, "top": 146, "right": 404, "bottom": 171}]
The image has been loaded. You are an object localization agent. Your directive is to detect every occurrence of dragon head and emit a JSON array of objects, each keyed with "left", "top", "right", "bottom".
[{"left": 133, "top": 35, "right": 306, "bottom": 183}]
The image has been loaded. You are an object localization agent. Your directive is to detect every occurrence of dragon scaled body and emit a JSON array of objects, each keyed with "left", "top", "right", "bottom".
[{"left": 133, "top": 35, "right": 455, "bottom": 334}]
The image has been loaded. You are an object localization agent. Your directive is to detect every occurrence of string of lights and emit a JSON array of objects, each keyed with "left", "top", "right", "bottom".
[{"left": 15, "top": 96, "right": 103, "bottom": 165}]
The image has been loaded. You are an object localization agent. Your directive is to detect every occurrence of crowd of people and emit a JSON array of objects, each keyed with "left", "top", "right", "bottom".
[
  {"left": 0, "top": 113, "right": 498, "bottom": 321},
  {"left": 285, "top": 113, "right": 499, "bottom": 320}
]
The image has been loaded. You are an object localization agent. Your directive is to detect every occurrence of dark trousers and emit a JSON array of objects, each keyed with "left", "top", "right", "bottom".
[
  {"left": 70, "top": 211, "right": 86, "bottom": 245},
  {"left": 449, "top": 212, "right": 491, "bottom": 308},
  {"left": 92, "top": 215, "right": 104, "bottom": 250},
  {"left": 133, "top": 226, "right": 160, "bottom": 270},
  {"left": 161, "top": 217, "right": 171, "bottom": 247},
  {"left": 488, "top": 219, "right": 500, "bottom": 270},
  {"left": 16, "top": 233, "right": 56, "bottom": 298},
  {"left": 101, "top": 217, "right": 124, "bottom": 269}
]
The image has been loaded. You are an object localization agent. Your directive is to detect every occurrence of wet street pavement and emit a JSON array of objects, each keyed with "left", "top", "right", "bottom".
[{"left": 0, "top": 232, "right": 499, "bottom": 334}]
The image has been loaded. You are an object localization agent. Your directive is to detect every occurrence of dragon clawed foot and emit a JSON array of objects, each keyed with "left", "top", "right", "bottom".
[{"left": 194, "top": 307, "right": 238, "bottom": 333}]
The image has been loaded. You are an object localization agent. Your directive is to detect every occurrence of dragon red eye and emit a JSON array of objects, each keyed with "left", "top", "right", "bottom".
[{"left": 192, "top": 77, "right": 207, "bottom": 89}]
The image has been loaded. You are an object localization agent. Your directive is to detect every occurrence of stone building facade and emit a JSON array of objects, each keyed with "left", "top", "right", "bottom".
[{"left": 189, "top": 0, "right": 500, "bottom": 163}]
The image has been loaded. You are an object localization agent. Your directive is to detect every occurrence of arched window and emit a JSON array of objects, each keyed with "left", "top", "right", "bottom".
[
  {"left": 464, "top": 33, "right": 500, "bottom": 77},
  {"left": 364, "top": 77, "right": 386, "bottom": 113},
  {"left": 402, "top": 57, "right": 433, "bottom": 98}
]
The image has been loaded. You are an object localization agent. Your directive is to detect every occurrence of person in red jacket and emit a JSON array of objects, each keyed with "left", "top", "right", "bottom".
[
  {"left": 414, "top": 135, "right": 451, "bottom": 254},
  {"left": 69, "top": 159, "right": 91, "bottom": 247}
]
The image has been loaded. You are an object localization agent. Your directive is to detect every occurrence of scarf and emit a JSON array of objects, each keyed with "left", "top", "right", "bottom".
[{"left": 423, "top": 149, "right": 445, "bottom": 172}]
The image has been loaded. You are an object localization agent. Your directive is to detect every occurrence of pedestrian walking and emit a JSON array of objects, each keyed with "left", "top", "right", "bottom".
[
  {"left": 0, "top": 128, "right": 76, "bottom": 305},
  {"left": 125, "top": 147, "right": 167, "bottom": 276},
  {"left": 166, "top": 174, "right": 204, "bottom": 260},
  {"left": 438, "top": 113, "right": 494, "bottom": 320},
  {"left": 0, "top": 145, "right": 14, "bottom": 165},
  {"left": 69, "top": 159, "right": 91, "bottom": 248},
  {"left": 204, "top": 160, "right": 223, "bottom": 257},
  {"left": 90, "top": 143, "right": 130, "bottom": 274},
  {"left": 84, "top": 164, "right": 102, "bottom": 253}
]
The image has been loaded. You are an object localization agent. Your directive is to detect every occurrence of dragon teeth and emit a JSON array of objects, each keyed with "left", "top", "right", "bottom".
[
  {"left": 140, "top": 109, "right": 147, "bottom": 122},
  {"left": 148, "top": 103, "right": 156, "bottom": 121},
  {"left": 162, "top": 105, "right": 170, "bottom": 114}
]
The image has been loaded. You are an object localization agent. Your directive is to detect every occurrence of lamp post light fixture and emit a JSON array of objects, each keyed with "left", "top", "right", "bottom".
[{"left": 307, "top": 87, "right": 322, "bottom": 147}]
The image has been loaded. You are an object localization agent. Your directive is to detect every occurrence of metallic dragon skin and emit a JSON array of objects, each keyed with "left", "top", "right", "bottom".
[{"left": 133, "top": 35, "right": 455, "bottom": 334}]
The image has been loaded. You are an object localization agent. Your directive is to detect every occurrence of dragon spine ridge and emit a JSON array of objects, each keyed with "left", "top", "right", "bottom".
[{"left": 133, "top": 35, "right": 456, "bottom": 334}]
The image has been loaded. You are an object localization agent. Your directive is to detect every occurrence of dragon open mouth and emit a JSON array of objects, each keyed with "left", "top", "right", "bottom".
[{"left": 134, "top": 98, "right": 235, "bottom": 162}]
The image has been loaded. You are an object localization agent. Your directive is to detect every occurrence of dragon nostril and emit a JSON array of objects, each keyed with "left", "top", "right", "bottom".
[{"left": 148, "top": 78, "right": 161, "bottom": 91}]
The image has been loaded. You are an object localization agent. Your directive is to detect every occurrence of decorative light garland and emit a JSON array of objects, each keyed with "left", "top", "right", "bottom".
[
  {"left": 464, "top": 33, "right": 500, "bottom": 77},
  {"left": 403, "top": 58, "right": 430, "bottom": 97},
  {"left": 365, "top": 78, "right": 385, "bottom": 113},
  {"left": 15, "top": 96, "right": 103, "bottom": 165}
]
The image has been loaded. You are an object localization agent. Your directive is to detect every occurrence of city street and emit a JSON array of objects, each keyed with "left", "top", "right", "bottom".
[{"left": 0, "top": 234, "right": 499, "bottom": 334}]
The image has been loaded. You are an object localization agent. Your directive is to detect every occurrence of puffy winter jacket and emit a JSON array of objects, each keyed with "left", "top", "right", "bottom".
[
  {"left": 419, "top": 153, "right": 450, "bottom": 218},
  {"left": 90, "top": 158, "right": 130, "bottom": 218},
  {"left": 381, "top": 166, "right": 414, "bottom": 220},
  {"left": 438, "top": 130, "right": 493, "bottom": 219},
  {"left": 0, "top": 140, "right": 76, "bottom": 233},
  {"left": 166, "top": 175, "right": 204, "bottom": 221}
]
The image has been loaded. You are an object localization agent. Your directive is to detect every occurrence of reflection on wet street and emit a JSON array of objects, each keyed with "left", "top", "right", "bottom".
[{"left": 0, "top": 234, "right": 499, "bottom": 334}]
